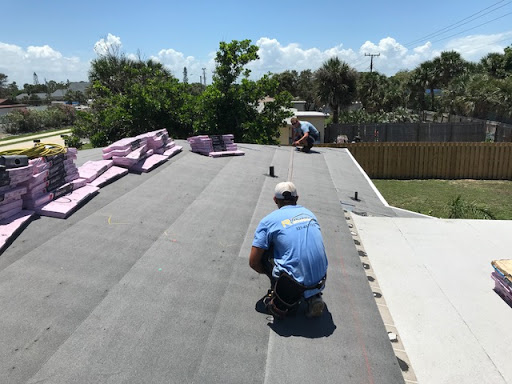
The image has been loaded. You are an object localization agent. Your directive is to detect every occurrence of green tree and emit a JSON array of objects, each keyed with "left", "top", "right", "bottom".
[
  {"left": 73, "top": 47, "right": 194, "bottom": 146},
  {"left": 0, "top": 73, "right": 8, "bottom": 97},
  {"left": 357, "top": 71, "right": 390, "bottom": 112},
  {"left": 273, "top": 70, "right": 298, "bottom": 96},
  {"left": 194, "top": 39, "right": 292, "bottom": 144},
  {"left": 297, "top": 70, "right": 318, "bottom": 110},
  {"left": 315, "top": 57, "right": 357, "bottom": 123}
]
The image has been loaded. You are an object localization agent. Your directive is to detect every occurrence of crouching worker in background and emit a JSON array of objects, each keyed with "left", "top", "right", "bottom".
[{"left": 249, "top": 181, "right": 328, "bottom": 319}]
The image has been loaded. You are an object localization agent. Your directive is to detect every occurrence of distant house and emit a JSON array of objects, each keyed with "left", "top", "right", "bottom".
[
  {"left": 0, "top": 99, "right": 28, "bottom": 116},
  {"left": 258, "top": 98, "right": 329, "bottom": 145},
  {"left": 15, "top": 82, "right": 91, "bottom": 103}
]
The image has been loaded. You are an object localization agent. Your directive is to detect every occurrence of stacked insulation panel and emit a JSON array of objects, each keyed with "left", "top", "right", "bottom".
[
  {"left": 21, "top": 148, "right": 99, "bottom": 218},
  {"left": 102, "top": 130, "right": 182, "bottom": 172},
  {"left": 0, "top": 161, "right": 32, "bottom": 222},
  {"left": 102, "top": 137, "right": 150, "bottom": 169},
  {"left": 187, "top": 134, "right": 244, "bottom": 157},
  {"left": 0, "top": 160, "right": 35, "bottom": 251},
  {"left": 491, "top": 259, "right": 512, "bottom": 306},
  {"left": 77, "top": 159, "right": 128, "bottom": 188}
]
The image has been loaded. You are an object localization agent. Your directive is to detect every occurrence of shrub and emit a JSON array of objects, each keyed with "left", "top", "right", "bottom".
[{"left": 448, "top": 195, "right": 496, "bottom": 219}]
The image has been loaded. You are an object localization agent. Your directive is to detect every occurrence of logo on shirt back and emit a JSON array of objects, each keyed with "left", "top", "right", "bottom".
[{"left": 281, "top": 214, "right": 313, "bottom": 228}]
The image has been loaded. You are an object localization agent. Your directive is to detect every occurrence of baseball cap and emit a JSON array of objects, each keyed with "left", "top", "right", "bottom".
[{"left": 274, "top": 181, "right": 298, "bottom": 200}]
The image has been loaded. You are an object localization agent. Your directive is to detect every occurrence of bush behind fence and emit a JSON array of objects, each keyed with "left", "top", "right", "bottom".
[{"left": 326, "top": 122, "right": 512, "bottom": 143}]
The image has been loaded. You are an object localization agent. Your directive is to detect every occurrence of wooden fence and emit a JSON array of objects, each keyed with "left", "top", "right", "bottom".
[{"left": 319, "top": 142, "right": 512, "bottom": 180}]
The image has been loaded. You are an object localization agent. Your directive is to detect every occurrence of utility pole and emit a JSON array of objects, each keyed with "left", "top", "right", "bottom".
[
  {"left": 364, "top": 53, "right": 380, "bottom": 73},
  {"left": 202, "top": 68, "right": 206, "bottom": 87}
]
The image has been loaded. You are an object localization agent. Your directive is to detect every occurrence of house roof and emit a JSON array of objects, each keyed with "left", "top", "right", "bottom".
[{"left": 0, "top": 141, "right": 509, "bottom": 383}]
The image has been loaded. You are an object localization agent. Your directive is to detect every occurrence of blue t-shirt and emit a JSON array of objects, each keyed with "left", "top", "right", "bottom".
[
  {"left": 297, "top": 121, "right": 319, "bottom": 139},
  {"left": 252, "top": 205, "right": 328, "bottom": 287}
]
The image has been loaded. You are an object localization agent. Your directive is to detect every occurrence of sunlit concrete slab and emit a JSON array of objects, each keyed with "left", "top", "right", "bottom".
[{"left": 352, "top": 216, "right": 512, "bottom": 384}]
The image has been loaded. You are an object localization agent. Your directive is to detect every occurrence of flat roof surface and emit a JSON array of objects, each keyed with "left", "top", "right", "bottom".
[
  {"left": 352, "top": 216, "right": 512, "bottom": 384},
  {"left": 0, "top": 140, "right": 510, "bottom": 383}
]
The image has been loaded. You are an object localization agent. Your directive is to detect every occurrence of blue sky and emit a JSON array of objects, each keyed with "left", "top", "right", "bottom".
[{"left": 1, "top": 0, "right": 511, "bottom": 86}]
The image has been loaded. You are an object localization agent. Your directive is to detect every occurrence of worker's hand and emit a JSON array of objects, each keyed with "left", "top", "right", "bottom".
[{"left": 292, "top": 141, "right": 297, "bottom": 146}]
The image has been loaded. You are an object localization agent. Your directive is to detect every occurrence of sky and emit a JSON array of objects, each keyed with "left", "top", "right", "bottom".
[{"left": 1, "top": 0, "right": 512, "bottom": 87}]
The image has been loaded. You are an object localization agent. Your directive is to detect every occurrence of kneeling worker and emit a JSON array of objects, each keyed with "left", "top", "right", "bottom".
[
  {"left": 291, "top": 116, "right": 320, "bottom": 153},
  {"left": 249, "top": 181, "right": 328, "bottom": 318}
]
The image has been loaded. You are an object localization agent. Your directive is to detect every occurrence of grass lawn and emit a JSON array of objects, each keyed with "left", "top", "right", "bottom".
[{"left": 372, "top": 179, "right": 512, "bottom": 220}]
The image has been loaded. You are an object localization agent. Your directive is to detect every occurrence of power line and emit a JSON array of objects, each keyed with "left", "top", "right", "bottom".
[
  {"left": 430, "top": 12, "right": 512, "bottom": 44},
  {"left": 404, "top": 0, "right": 511, "bottom": 47}
]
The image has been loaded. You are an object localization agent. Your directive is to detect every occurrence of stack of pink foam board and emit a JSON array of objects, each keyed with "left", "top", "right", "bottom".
[
  {"left": 187, "top": 134, "right": 244, "bottom": 157},
  {"left": 136, "top": 129, "right": 183, "bottom": 159},
  {"left": 78, "top": 159, "right": 128, "bottom": 188},
  {"left": 0, "top": 159, "right": 35, "bottom": 253},
  {"left": 103, "top": 130, "right": 182, "bottom": 173},
  {"left": 34, "top": 185, "right": 99, "bottom": 219},
  {"left": 491, "top": 259, "right": 512, "bottom": 306},
  {"left": 19, "top": 148, "right": 99, "bottom": 219},
  {"left": 0, "top": 210, "right": 35, "bottom": 254},
  {"left": 0, "top": 164, "right": 32, "bottom": 221},
  {"left": 102, "top": 136, "right": 155, "bottom": 169},
  {"left": 187, "top": 135, "right": 213, "bottom": 155},
  {"left": 22, "top": 148, "right": 81, "bottom": 210}
]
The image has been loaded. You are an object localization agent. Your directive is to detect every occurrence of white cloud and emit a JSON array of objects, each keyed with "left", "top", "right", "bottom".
[
  {"left": 247, "top": 37, "right": 358, "bottom": 78},
  {"left": 0, "top": 42, "right": 89, "bottom": 85},
  {"left": 151, "top": 49, "right": 207, "bottom": 81},
  {"left": 444, "top": 32, "right": 512, "bottom": 62},
  {"left": 1, "top": 31, "right": 511, "bottom": 87},
  {"left": 93, "top": 33, "right": 122, "bottom": 56}
]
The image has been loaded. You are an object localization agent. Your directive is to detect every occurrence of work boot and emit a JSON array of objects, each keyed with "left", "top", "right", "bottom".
[{"left": 306, "top": 294, "right": 324, "bottom": 318}]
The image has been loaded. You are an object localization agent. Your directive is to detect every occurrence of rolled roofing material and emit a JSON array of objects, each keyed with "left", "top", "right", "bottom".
[{"left": 34, "top": 185, "right": 99, "bottom": 219}]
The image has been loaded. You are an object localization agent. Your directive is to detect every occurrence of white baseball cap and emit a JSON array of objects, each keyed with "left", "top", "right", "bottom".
[{"left": 274, "top": 181, "right": 298, "bottom": 200}]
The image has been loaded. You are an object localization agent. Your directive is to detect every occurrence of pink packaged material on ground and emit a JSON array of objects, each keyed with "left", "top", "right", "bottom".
[
  {"left": 88, "top": 166, "right": 128, "bottom": 188},
  {"left": 492, "top": 272, "right": 512, "bottom": 306},
  {"left": 187, "top": 134, "right": 244, "bottom": 157},
  {"left": 102, "top": 137, "right": 146, "bottom": 155},
  {"left": 0, "top": 210, "right": 35, "bottom": 253},
  {"left": 0, "top": 199, "right": 23, "bottom": 215},
  {"left": 163, "top": 145, "right": 183, "bottom": 158},
  {"left": 78, "top": 160, "right": 114, "bottom": 182},
  {"left": 130, "top": 154, "right": 168, "bottom": 173},
  {"left": 34, "top": 185, "right": 99, "bottom": 219}
]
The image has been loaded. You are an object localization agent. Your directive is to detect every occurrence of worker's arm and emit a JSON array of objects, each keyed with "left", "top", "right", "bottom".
[
  {"left": 249, "top": 246, "right": 266, "bottom": 274},
  {"left": 293, "top": 131, "right": 309, "bottom": 146}
]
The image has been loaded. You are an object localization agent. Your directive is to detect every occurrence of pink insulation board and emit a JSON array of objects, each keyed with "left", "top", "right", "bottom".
[
  {"left": 102, "top": 137, "right": 147, "bottom": 154},
  {"left": 163, "top": 145, "right": 183, "bottom": 158},
  {"left": 0, "top": 210, "right": 35, "bottom": 253},
  {"left": 130, "top": 154, "right": 168, "bottom": 173},
  {"left": 492, "top": 272, "right": 512, "bottom": 306},
  {"left": 34, "top": 185, "right": 99, "bottom": 218},
  {"left": 78, "top": 160, "right": 114, "bottom": 182},
  {"left": 88, "top": 166, "right": 128, "bottom": 188}
]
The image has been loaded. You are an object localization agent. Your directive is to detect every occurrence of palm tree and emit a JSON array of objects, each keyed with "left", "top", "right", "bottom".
[{"left": 315, "top": 57, "right": 357, "bottom": 123}]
